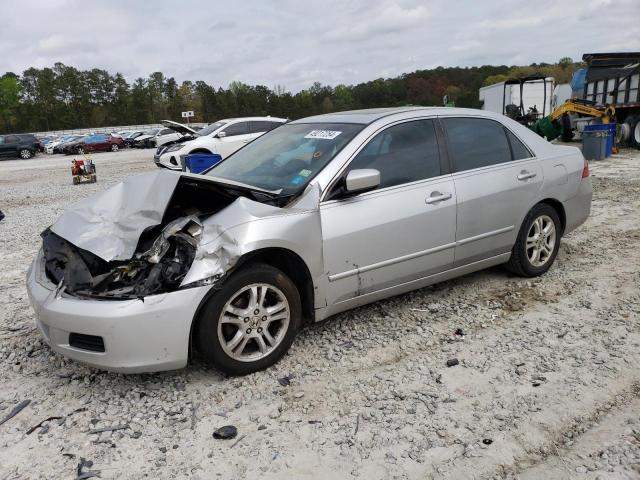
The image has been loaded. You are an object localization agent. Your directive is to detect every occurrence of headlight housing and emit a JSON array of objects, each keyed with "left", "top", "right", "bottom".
[{"left": 165, "top": 143, "right": 184, "bottom": 153}]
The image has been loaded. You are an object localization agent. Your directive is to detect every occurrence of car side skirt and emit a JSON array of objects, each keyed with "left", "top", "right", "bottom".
[{"left": 315, "top": 252, "right": 511, "bottom": 321}]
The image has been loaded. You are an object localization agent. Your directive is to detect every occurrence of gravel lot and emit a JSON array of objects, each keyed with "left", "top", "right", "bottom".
[{"left": 0, "top": 147, "right": 639, "bottom": 480}]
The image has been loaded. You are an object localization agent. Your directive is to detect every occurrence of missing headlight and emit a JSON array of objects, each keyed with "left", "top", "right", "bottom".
[{"left": 41, "top": 215, "right": 204, "bottom": 299}]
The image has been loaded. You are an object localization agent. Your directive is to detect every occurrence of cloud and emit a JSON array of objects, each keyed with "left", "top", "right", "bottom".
[{"left": 0, "top": 0, "right": 638, "bottom": 91}]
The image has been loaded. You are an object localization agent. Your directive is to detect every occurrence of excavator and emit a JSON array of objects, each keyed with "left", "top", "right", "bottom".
[{"left": 529, "top": 98, "right": 616, "bottom": 144}]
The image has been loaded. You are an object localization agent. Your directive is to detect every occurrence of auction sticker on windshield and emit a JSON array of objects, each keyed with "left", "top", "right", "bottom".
[{"left": 304, "top": 130, "right": 342, "bottom": 140}]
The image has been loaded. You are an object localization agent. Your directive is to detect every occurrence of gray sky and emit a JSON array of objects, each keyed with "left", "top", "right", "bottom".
[{"left": 1, "top": 0, "right": 639, "bottom": 91}]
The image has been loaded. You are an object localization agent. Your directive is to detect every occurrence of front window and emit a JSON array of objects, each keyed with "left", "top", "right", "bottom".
[
  {"left": 206, "top": 122, "right": 364, "bottom": 193},
  {"left": 197, "top": 121, "right": 228, "bottom": 137}
]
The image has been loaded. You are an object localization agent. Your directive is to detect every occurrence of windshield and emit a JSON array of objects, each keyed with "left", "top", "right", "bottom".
[
  {"left": 197, "top": 121, "right": 228, "bottom": 137},
  {"left": 206, "top": 122, "right": 363, "bottom": 193}
]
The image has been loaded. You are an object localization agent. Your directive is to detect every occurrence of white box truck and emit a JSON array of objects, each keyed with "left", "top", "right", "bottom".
[{"left": 480, "top": 76, "right": 554, "bottom": 123}]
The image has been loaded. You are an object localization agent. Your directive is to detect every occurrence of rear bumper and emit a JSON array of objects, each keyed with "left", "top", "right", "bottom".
[
  {"left": 563, "top": 177, "right": 592, "bottom": 234},
  {"left": 26, "top": 250, "right": 211, "bottom": 373}
]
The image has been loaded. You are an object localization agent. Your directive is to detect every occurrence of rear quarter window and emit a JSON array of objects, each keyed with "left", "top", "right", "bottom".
[
  {"left": 442, "top": 117, "right": 512, "bottom": 172},
  {"left": 505, "top": 129, "right": 533, "bottom": 160}
]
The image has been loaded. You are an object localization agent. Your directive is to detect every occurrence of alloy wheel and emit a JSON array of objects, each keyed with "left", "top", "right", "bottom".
[
  {"left": 526, "top": 214, "right": 556, "bottom": 267},
  {"left": 111, "top": 144, "right": 119, "bottom": 152},
  {"left": 217, "top": 283, "right": 290, "bottom": 362},
  {"left": 19, "top": 149, "right": 31, "bottom": 159}
]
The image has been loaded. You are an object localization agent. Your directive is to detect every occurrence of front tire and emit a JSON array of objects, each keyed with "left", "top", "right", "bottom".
[
  {"left": 506, "top": 203, "right": 561, "bottom": 277},
  {"left": 111, "top": 144, "right": 119, "bottom": 152},
  {"left": 195, "top": 264, "right": 302, "bottom": 375}
]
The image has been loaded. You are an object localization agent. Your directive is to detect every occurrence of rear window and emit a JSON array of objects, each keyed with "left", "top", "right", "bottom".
[{"left": 442, "top": 117, "right": 512, "bottom": 172}]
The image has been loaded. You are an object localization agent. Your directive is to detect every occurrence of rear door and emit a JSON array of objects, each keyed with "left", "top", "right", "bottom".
[
  {"left": 440, "top": 117, "right": 542, "bottom": 266},
  {"left": 321, "top": 119, "right": 456, "bottom": 305},
  {"left": 217, "top": 121, "right": 251, "bottom": 158},
  {"left": 0, "top": 136, "right": 7, "bottom": 157}
]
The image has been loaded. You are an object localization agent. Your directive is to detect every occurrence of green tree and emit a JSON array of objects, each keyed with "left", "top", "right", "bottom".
[{"left": 0, "top": 74, "right": 21, "bottom": 131}]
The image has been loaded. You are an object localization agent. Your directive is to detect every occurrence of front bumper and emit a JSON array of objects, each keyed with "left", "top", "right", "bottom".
[
  {"left": 26, "top": 251, "right": 211, "bottom": 373},
  {"left": 154, "top": 151, "right": 182, "bottom": 170}
]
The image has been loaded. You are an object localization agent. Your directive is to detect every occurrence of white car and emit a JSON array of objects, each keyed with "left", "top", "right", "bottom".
[
  {"left": 154, "top": 117, "right": 287, "bottom": 170},
  {"left": 132, "top": 126, "right": 186, "bottom": 149}
]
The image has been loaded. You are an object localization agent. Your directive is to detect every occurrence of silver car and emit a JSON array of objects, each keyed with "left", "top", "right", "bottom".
[{"left": 26, "top": 107, "right": 592, "bottom": 375}]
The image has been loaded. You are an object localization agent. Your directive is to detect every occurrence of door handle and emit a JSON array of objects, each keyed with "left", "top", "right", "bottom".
[
  {"left": 517, "top": 170, "right": 537, "bottom": 181},
  {"left": 425, "top": 191, "right": 452, "bottom": 204}
]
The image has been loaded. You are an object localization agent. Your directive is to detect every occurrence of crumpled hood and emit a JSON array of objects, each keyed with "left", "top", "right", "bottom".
[
  {"left": 47, "top": 169, "right": 321, "bottom": 294},
  {"left": 51, "top": 170, "right": 180, "bottom": 262}
]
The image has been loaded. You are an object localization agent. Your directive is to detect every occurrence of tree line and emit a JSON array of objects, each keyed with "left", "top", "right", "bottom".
[{"left": 0, "top": 58, "right": 580, "bottom": 134}]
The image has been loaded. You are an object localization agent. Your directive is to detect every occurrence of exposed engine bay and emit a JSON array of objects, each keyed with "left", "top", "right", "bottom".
[{"left": 41, "top": 173, "right": 291, "bottom": 299}]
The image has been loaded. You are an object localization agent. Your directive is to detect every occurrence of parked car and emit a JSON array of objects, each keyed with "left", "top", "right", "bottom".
[
  {"left": 131, "top": 127, "right": 184, "bottom": 149},
  {"left": 45, "top": 135, "right": 73, "bottom": 154},
  {"left": 27, "top": 107, "right": 591, "bottom": 375},
  {"left": 151, "top": 120, "right": 201, "bottom": 152},
  {"left": 78, "top": 134, "right": 125, "bottom": 153},
  {"left": 0, "top": 133, "right": 40, "bottom": 159},
  {"left": 154, "top": 117, "right": 287, "bottom": 170},
  {"left": 122, "top": 131, "right": 145, "bottom": 148},
  {"left": 60, "top": 134, "right": 124, "bottom": 154},
  {"left": 53, "top": 135, "right": 85, "bottom": 154},
  {"left": 36, "top": 136, "right": 54, "bottom": 152}
]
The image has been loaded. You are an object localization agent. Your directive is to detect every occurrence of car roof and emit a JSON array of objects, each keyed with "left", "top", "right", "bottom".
[
  {"left": 220, "top": 116, "right": 288, "bottom": 123},
  {"left": 290, "top": 107, "right": 440, "bottom": 125},
  {"left": 290, "top": 106, "right": 519, "bottom": 125}
]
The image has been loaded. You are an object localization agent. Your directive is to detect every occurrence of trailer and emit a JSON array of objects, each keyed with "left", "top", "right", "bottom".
[
  {"left": 580, "top": 52, "right": 640, "bottom": 148},
  {"left": 479, "top": 76, "right": 554, "bottom": 126}
]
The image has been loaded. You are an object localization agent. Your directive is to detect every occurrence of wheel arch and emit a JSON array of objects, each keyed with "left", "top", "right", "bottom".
[
  {"left": 188, "top": 148, "right": 213, "bottom": 155},
  {"left": 187, "top": 246, "right": 316, "bottom": 360},
  {"left": 537, "top": 198, "right": 566, "bottom": 235}
]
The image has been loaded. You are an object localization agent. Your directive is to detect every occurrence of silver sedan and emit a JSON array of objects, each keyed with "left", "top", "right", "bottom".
[{"left": 27, "top": 107, "right": 592, "bottom": 374}]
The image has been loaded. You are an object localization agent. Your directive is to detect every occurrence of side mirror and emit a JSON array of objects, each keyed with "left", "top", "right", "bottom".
[
  {"left": 216, "top": 131, "right": 227, "bottom": 138},
  {"left": 345, "top": 169, "right": 380, "bottom": 194}
]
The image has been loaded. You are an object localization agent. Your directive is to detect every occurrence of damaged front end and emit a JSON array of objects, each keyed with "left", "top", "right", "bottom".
[
  {"left": 39, "top": 170, "right": 307, "bottom": 300},
  {"left": 41, "top": 215, "right": 202, "bottom": 299}
]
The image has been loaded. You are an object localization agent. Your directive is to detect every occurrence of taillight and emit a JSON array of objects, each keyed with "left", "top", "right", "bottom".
[{"left": 582, "top": 159, "right": 589, "bottom": 178}]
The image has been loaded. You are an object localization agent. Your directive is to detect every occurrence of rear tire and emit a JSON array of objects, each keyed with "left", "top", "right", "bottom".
[
  {"left": 76, "top": 147, "right": 84, "bottom": 155},
  {"left": 506, "top": 203, "right": 562, "bottom": 277},
  {"left": 18, "top": 149, "right": 32, "bottom": 159},
  {"left": 630, "top": 117, "right": 640, "bottom": 149},
  {"left": 195, "top": 264, "right": 302, "bottom": 375},
  {"left": 111, "top": 144, "right": 119, "bottom": 152}
]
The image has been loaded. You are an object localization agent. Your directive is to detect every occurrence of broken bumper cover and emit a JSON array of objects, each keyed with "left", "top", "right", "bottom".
[{"left": 26, "top": 251, "right": 211, "bottom": 373}]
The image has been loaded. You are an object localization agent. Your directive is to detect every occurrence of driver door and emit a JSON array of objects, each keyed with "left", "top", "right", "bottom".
[{"left": 320, "top": 119, "right": 457, "bottom": 308}]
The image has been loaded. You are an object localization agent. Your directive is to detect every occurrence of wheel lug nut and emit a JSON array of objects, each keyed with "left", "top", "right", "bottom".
[
  {"left": 246, "top": 328, "right": 252, "bottom": 334},
  {"left": 262, "top": 316, "right": 267, "bottom": 321},
  {"left": 244, "top": 317, "right": 249, "bottom": 323},
  {"left": 257, "top": 327, "right": 262, "bottom": 333},
  {"left": 254, "top": 309, "right": 259, "bottom": 315}
]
